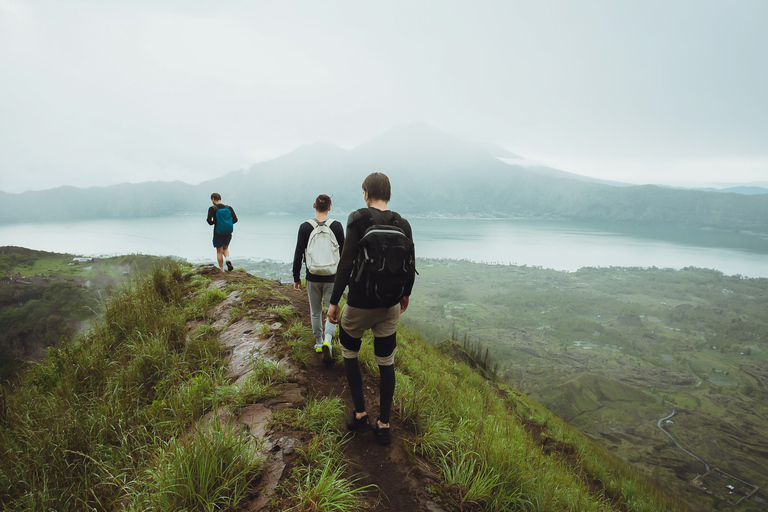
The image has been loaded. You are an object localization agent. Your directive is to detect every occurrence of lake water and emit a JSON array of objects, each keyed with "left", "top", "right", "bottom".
[{"left": 2, "top": 214, "right": 768, "bottom": 278}]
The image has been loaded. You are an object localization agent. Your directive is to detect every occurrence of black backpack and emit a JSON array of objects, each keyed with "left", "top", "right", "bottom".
[{"left": 352, "top": 209, "right": 416, "bottom": 305}]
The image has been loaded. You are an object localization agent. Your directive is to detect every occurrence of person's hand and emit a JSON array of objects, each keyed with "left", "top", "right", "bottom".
[
  {"left": 400, "top": 296, "right": 410, "bottom": 313},
  {"left": 293, "top": 282, "right": 301, "bottom": 291},
  {"left": 327, "top": 304, "right": 339, "bottom": 324}
]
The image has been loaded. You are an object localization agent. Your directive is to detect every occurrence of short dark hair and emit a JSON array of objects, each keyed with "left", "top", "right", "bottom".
[
  {"left": 210, "top": 192, "right": 222, "bottom": 201},
  {"left": 315, "top": 194, "right": 332, "bottom": 212},
  {"left": 361, "top": 173, "right": 391, "bottom": 202}
]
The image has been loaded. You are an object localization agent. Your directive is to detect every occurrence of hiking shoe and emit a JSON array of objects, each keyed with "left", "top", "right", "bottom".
[
  {"left": 321, "top": 341, "right": 332, "bottom": 365},
  {"left": 373, "top": 420, "right": 391, "bottom": 445},
  {"left": 226, "top": 260, "right": 234, "bottom": 271},
  {"left": 314, "top": 343, "right": 323, "bottom": 353},
  {"left": 346, "top": 412, "right": 372, "bottom": 432}
]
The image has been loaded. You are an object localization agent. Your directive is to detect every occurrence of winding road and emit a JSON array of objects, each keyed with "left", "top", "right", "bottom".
[{"left": 657, "top": 410, "right": 711, "bottom": 473}]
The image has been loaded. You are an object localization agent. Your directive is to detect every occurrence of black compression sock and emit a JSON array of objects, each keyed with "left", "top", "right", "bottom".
[
  {"left": 378, "top": 364, "right": 396, "bottom": 425},
  {"left": 344, "top": 357, "right": 366, "bottom": 414}
]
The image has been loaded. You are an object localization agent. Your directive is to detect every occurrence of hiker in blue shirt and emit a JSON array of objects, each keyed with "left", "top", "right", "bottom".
[
  {"left": 292, "top": 194, "right": 345, "bottom": 362},
  {"left": 206, "top": 193, "right": 238, "bottom": 272}
]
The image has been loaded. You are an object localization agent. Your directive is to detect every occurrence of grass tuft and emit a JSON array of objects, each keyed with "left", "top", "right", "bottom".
[
  {"left": 277, "top": 404, "right": 376, "bottom": 512},
  {"left": 272, "top": 396, "right": 345, "bottom": 436},
  {"left": 267, "top": 304, "right": 297, "bottom": 322},
  {"left": 283, "top": 320, "right": 314, "bottom": 367},
  {"left": 132, "top": 421, "right": 264, "bottom": 511}
]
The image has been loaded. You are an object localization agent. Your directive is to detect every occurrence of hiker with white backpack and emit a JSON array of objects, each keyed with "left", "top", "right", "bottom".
[{"left": 292, "top": 194, "right": 345, "bottom": 363}]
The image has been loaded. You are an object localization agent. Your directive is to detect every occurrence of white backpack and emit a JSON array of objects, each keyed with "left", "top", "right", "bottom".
[{"left": 305, "top": 219, "right": 340, "bottom": 276}]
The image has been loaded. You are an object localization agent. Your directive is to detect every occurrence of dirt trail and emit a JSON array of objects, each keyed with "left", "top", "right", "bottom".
[
  {"left": 280, "top": 281, "right": 443, "bottom": 511},
  {"left": 201, "top": 266, "right": 444, "bottom": 511}
]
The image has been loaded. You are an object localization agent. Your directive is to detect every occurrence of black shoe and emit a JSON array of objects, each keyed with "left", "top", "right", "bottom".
[
  {"left": 373, "top": 420, "right": 391, "bottom": 445},
  {"left": 346, "top": 412, "right": 372, "bottom": 432},
  {"left": 226, "top": 260, "right": 234, "bottom": 271}
]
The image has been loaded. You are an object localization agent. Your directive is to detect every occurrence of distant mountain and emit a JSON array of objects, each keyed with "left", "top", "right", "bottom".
[
  {"left": 701, "top": 186, "right": 768, "bottom": 195},
  {"left": 476, "top": 142, "right": 521, "bottom": 159},
  {"left": 199, "top": 141, "right": 357, "bottom": 213},
  {"left": 659, "top": 184, "right": 768, "bottom": 196},
  {"left": 203, "top": 122, "right": 533, "bottom": 215},
  {"left": 0, "top": 181, "right": 198, "bottom": 224},
  {"left": 351, "top": 122, "right": 496, "bottom": 167},
  {"left": 500, "top": 159, "right": 630, "bottom": 187},
  {"left": 5, "top": 123, "right": 768, "bottom": 235}
]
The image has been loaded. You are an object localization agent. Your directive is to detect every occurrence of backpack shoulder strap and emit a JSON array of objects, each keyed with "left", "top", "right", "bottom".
[
  {"left": 388, "top": 211, "right": 402, "bottom": 227},
  {"left": 307, "top": 219, "right": 319, "bottom": 229},
  {"left": 370, "top": 209, "right": 401, "bottom": 227},
  {"left": 350, "top": 208, "right": 375, "bottom": 229}
]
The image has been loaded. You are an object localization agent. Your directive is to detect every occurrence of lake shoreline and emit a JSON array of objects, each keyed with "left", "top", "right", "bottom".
[{"left": 3, "top": 214, "right": 767, "bottom": 278}]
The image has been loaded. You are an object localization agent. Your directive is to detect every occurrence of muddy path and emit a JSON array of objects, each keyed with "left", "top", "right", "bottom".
[{"left": 279, "top": 282, "right": 444, "bottom": 511}]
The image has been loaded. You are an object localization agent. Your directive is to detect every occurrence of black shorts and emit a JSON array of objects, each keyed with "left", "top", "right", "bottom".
[{"left": 212, "top": 236, "right": 232, "bottom": 248}]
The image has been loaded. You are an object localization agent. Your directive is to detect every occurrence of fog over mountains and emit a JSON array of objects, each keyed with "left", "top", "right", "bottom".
[{"left": 4, "top": 123, "right": 768, "bottom": 235}]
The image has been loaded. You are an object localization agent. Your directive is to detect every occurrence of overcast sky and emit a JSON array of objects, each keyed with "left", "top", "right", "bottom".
[{"left": 1, "top": 0, "right": 767, "bottom": 193}]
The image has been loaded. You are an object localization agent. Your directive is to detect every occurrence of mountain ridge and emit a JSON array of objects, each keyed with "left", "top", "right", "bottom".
[{"left": 4, "top": 123, "right": 768, "bottom": 235}]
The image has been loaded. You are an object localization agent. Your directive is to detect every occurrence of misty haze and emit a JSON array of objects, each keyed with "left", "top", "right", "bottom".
[{"left": 2, "top": 2, "right": 768, "bottom": 511}]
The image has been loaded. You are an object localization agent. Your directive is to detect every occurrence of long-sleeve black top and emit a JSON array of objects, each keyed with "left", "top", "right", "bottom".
[
  {"left": 330, "top": 207, "right": 415, "bottom": 308},
  {"left": 292, "top": 219, "right": 345, "bottom": 283},
  {"left": 207, "top": 204, "right": 238, "bottom": 238}
]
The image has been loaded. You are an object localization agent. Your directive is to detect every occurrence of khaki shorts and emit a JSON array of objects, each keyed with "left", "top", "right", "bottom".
[{"left": 340, "top": 303, "right": 400, "bottom": 339}]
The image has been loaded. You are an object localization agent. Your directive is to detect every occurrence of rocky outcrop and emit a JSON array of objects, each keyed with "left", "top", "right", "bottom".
[{"left": 193, "top": 267, "right": 306, "bottom": 510}]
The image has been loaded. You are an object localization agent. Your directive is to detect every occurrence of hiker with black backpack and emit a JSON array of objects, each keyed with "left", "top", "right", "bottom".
[
  {"left": 292, "top": 194, "right": 345, "bottom": 363},
  {"left": 207, "top": 192, "right": 238, "bottom": 272},
  {"left": 327, "top": 173, "right": 416, "bottom": 446}
]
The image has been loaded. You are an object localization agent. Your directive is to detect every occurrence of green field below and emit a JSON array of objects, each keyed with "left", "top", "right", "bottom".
[
  {"left": 0, "top": 246, "right": 171, "bottom": 380},
  {"left": 405, "top": 259, "right": 768, "bottom": 510}
]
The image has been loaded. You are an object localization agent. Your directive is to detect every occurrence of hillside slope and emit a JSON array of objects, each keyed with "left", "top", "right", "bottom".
[
  {"left": 0, "top": 247, "right": 171, "bottom": 380},
  {"left": 0, "top": 264, "right": 694, "bottom": 511}
]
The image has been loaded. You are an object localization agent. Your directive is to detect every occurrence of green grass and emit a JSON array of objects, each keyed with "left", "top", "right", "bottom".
[
  {"left": 1, "top": 250, "right": 174, "bottom": 384},
  {"left": 390, "top": 324, "right": 686, "bottom": 512},
  {"left": 238, "top": 281, "right": 284, "bottom": 302},
  {"left": 272, "top": 397, "right": 377, "bottom": 511},
  {"left": 267, "top": 304, "right": 297, "bottom": 322},
  {"left": 290, "top": 442, "right": 373, "bottom": 512},
  {"left": 1, "top": 247, "right": 171, "bottom": 280},
  {"left": 0, "top": 259, "right": 702, "bottom": 511},
  {"left": 283, "top": 319, "right": 315, "bottom": 367},
  {"left": 0, "top": 262, "right": 253, "bottom": 511},
  {"left": 272, "top": 396, "right": 346, "bottom": 435},
  {"left": 1, "top": 260, "right": 377, "bottom": 511},
  {"left": 216, "top": 356, "right": 292, "bottom": 409},
  {"left": 405, "top": 260, "right": 768, "bottom": 506},
  {"left": 435, "top": 449, "right": 507, "bottom": 508},
  {"left": 129, "top": 420, "right": 264, "bottom": 511}
]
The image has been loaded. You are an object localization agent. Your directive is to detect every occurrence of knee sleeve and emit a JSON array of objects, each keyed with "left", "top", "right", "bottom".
[
  {"left": 339, "top": 325, "right": 361, "bottom": 359},
  {"left": 373, "top": 333, "right": 397, "bottom": 366}
]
